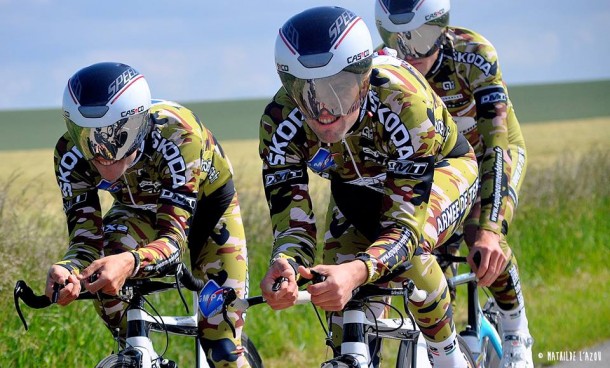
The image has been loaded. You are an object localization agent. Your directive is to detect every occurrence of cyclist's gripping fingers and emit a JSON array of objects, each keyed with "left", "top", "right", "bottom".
[
  {"left": 468, "top": 230, "right": 507, "bottom": 287},
  {"left": 45, "top": 265, "right": 80, "bottom": 306},
  {"left": 79, "top": 253, "right": 134, "bottom": 295},
  {"left": 260, "top": 258, "right": 298, "bottom": 309},
  {"left": 305, "top": 262, "right": 366, "bottom": 311}
]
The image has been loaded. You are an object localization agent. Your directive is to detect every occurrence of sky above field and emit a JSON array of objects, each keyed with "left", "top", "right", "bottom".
[{"left": 1, "top": 0, "right": 609, "bottom": 110}]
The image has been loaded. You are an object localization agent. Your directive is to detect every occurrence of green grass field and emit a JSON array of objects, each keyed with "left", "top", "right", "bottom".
[
  {"left": 1, "top": 80, "right": 609, "bottom": 151},
  {"left": 0, "top": 97, "right": 609, "bottom": 366}
]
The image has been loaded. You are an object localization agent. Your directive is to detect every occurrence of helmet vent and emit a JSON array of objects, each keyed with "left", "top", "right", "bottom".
[
  {"left": 298, "top": 53, "right": 333, "bottom": 68},
  {"left": 389, "top": 12, "right": 415, "bottom": 25},
  {"left": 78, "top": 105, "right": 110, "bottom": 118}
]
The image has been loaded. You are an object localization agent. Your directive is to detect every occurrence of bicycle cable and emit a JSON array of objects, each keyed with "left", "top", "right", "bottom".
[{"left": 143, "top": 295, "right": 171, "bottom": 359}]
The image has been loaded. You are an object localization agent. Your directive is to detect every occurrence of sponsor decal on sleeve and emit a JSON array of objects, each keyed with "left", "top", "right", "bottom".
[
  {"left": 57, "top": 146, "right": 84, "bottom": 197},
  {"left": 151, "top": 130, "right": 187, "bottom": 189},
  {"left": 264, "top": 168, "right": 304, "bottom": 187},
  {"left": 159, "top": 188, "right": 197, "bottom": 211},
  {"left": 453, "top": 51, "right": 496, "bottom": 76},
  {"left": 62, "top": 193, "right": 88, "bottom": 212},
  {"left": 267, "top": 108, "right": 303, "bottom": 166}
]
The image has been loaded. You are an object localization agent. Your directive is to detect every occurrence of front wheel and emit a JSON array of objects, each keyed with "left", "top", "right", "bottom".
[
  {"left": 396, "top": 335, "right": 476, "bottom": 368},
  {"left": 242, "top": 334, "right": 264, "bottom": 368}
]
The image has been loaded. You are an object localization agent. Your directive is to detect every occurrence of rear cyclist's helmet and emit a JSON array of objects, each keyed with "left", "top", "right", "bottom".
[
  {"left": 375, "top": 0, "right": 450, "bottom": 59},
  {"left": 275, "top": 6, "right": 373, "bottom": 120},
  {"left": 62, "top": 62, "right": 152, "bottom": 161}
]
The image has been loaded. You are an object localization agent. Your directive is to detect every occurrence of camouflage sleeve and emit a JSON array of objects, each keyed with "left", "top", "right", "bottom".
[
  {"left": 259, "top": 96, "right": 317, "bottom": 269},
  {"left": 469, "top": 40, "right": 511, "bottom": 235},
  {"left": 54, "top": 136, "right": 104, "bottom": 274},
  {"left": 359, "top": 65, "right": 445, "bottom": 283},
  {"left": 135, "top": 106, "right": 205, "bottom": 277}
]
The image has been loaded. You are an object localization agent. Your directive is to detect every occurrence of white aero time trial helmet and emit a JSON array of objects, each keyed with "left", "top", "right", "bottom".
[
  {"left": 375, "top": 0, "right": 450, "bottom": 59},
  {"left": 62, "top": 62, "right": 152, "bottom": 161},
  {"left": 275, "top": 6, "right": 373, "bottom": 121}
]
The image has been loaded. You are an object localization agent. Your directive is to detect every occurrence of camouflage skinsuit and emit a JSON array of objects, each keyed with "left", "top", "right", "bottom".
[
  {"left": 259, "top": 55, "right": 479, "bottom": 349},
  {"left": 54, "top": 101, "right": 250, "bottom": 368},
  {"left": 383, "top": 26, "right": 528, "bottom": 313}
]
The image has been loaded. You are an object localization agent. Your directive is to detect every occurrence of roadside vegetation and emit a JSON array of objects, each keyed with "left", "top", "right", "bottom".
[{"left": 0, "top": 118, "right": 608, "bottom": 367}]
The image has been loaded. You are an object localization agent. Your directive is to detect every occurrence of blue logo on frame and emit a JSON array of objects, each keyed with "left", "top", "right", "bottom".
[{"left": 307, "top": 147, "right": 335, "bottom": 173}]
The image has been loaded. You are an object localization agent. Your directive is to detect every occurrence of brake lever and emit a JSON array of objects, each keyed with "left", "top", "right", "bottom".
[
  {"left": 221, "top": 288, "right": 238, "bottom": 338},
  {"left": 272, "top": 277, "right": 287, "bottom": 292},
  {"left": 51, "top": 282, "right": 63, "bottom": 304},
  {"left": 14, "top": 280, "right": 29, "bottom": 331}
]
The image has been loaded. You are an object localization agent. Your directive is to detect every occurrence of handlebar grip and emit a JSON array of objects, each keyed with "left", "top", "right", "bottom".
[
  {"left": 15, "top": 280, "right": 52, "bottom": 309},
  {"left": 295, "top": 290, "right": 312, "bottom": 304},
  {"left": 177, "top": 265, "right": 205, "bottom": 292}
]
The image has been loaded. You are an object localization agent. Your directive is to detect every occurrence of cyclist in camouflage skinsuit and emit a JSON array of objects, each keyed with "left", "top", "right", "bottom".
[
  {"left": 376, "top": 1, "right": 533, "bottom": 366},
  {"left": 259, "top": 7, "right": 477, "bottom": 367},
  {"left": 45, "top": 62, "right": 250, "bottom": 368}
]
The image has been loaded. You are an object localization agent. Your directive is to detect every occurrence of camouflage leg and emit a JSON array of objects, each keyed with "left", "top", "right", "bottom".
[
  {"left": 432, "top": 235, "right": 462, "bottom": 311},
  {"left": 93, "top": 204, "right": 161, "bottom": 343},
  {"left": 397, "top": 253, "right": 455, "bottom": 342},
  {"left": 406, "top": 148, "right": 478, "bottom": 343},
  {"left": 323, "top": 197, "right": 387, "bottom": 366},
  {"left": 191, "top": 192, "right": 250, "bottom": 368}
]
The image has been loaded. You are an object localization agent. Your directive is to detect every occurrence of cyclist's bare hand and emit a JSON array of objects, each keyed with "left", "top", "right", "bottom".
[
  {"left": 467, "top": 229, "right": 509, "bottom": 287},
  {"left": 303, "top": 261, "right": 367, "bottom": 311},
  {"left": 260, "top": 258, "right": 298, "bottom": 310},
  {"left": 78, "top": 253, "right": 135, "bottom": 295},
  {"left": 45, "top": 265, "right": 80, "bottom": 306}
]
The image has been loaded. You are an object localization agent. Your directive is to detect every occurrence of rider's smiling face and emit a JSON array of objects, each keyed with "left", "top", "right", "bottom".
[
  {"left": 304, "top": 108, "right": 360, "bottom": 144},
  {"left": 91, "top": 150, "right": 138, "bottom": 182}
]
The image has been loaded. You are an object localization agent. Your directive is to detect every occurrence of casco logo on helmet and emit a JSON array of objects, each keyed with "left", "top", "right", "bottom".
[
  {"left": 276, "top": 63, "right": 289, "bottom": 72},
  {"left": 328, "top": 10, "right": 357, "bottom": 45},
  {"left": 347, "top": 50, "right": 370, "bottom": 64},
  {"left": 425, "top": 8, "right": 446, "bottom": 21},
  {"left": 108, "top": 68, "right": 140, "bottom": 99},
  {"left": 121, "top": 105, "right": 146, "bottom": 117}
]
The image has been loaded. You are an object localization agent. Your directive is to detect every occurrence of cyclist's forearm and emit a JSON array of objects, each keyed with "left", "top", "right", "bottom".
[
  {"left": 357, "top": 226, "right": 415, "bottom": 284},
  {"left": 270, "top": 234, "right": 317, "bottom": 270},
  {"left": 56, "top": 242, "right": 102, "bottom": 273},
  {"left": 133, "top": 236, "right": 182, "bottom": 278},
  {"left": 472, "top": 84, "right": 513, "bottom": 234}
]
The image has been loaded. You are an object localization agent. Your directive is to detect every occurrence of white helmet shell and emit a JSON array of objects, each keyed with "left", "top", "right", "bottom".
[
  {"left": 62, "top": 62, "right": 152, "bottom": 161},
  {"left": 275, "top": 6, "right": 373, "bottom": 80},
  {"left": 375, "top": 0, "right": 450, "bottom": 33}
]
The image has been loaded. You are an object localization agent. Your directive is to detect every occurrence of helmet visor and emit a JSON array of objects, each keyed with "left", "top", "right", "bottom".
[
  {"left": 381, "top": 24, "right": 444, "bottom": 59},
  {"left": 279, "top": 58, "right": 372, "bottom": 120},
  {"left": 66, "top": 111, "right": 150, "bottom": 161}
]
